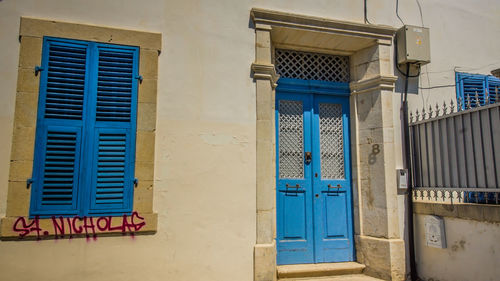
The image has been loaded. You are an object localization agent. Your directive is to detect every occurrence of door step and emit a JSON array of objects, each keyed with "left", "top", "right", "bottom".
[
  {"left": 278, "top": 274, "right": 384, "bottom": 281},
  {"left": 277, "top": 262, "right": 366, "bottom": 279}
]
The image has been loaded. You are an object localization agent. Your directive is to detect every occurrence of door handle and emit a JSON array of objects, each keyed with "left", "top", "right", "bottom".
[
  {"left": 305, "top": 152, "right": 312, "bottom": 164},
  {"left": 327, "top": 184, "right": 342, "bottom": 196}
]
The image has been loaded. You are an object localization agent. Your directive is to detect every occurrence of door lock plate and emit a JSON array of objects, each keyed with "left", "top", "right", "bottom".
[{"left": 305, "top": 152, "right": 312, "bottom": 164}]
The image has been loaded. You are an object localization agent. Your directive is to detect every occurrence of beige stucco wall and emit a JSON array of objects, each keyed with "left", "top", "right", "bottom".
[
  {"left": 414, "top": 214, "right": 500, "bottom": 281},
  {"left": 0, "top": 1, "right": 257, "bottom": 281},
  {"left": 0, "top": 1, "right": 499, "bottom": 281}
]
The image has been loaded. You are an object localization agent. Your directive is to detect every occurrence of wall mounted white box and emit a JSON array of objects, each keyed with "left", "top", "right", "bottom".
[
  {"left": 396, "top": 25, "right": 431, "bottom": 65},
  {"left": 424, "top": 215, "right": 446, "bottom": 248},
  {"left": 397, "top": 169, "right": 408, "bottom": 190}
]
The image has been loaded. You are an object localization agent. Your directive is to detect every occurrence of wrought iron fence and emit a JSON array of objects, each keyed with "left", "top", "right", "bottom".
[{"left": 409, "top": 91, "right": 500, "bottom": 204}]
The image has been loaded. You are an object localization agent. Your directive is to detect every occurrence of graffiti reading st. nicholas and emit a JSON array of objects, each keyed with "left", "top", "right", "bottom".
[{"left": 13, "top": 211, "right": 146, "bottom": 240}]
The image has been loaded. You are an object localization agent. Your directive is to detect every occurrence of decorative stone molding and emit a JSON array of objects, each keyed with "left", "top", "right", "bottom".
[
  {"left": 251, "top": 63, "right": 279, "bottom": 89},
  {"left": 350, "top": 75, "right": 398, "bottom": 95},
  {"left": 251, "top": 8, "right": 396, "bottom": 48},
  {"left": 255, "top": 23, "right": 272, "bottom": 31}
]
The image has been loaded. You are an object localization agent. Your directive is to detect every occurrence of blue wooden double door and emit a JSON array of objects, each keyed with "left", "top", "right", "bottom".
[{"left": 276, "top": 79, "right": 354, "bottom": 265}]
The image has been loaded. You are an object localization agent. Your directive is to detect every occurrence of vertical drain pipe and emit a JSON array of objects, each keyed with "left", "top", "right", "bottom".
[{"left": 402, "top": 63, "right": 419, "bottom": 281}]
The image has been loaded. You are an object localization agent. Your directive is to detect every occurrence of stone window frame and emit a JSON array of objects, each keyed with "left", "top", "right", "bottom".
[{"left": 0, "top": 17, "right": 161, "bottom": 239}]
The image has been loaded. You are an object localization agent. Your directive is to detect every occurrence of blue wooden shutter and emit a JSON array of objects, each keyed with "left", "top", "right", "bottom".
[
  {"left": 457, "top": 72, "right": 500, "bottom": 108},
  {"left": 87, "top": 44, "right": 138, "bottom": 215},
  {"left": 457, "top": 72, "right": 486, "bottom": 108},
  {"left": 30, "top": 38, "right": 138, "bottom": 217},
  {"left": 487, "top": 76, "right": 500, "bottom": 103},
  {"left": 30, "top": 38, "right": 90, "bottom": 216}
]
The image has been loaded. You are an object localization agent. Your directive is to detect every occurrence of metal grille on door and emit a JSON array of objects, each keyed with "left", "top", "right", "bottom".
[
  {"left": 278, "top": 100, "right": 304, "bottom": 179},
  {"left": 319, "top": 103, "right": 345, "bottom": 179}
]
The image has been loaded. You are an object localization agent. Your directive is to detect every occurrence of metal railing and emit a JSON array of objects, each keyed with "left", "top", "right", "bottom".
[{"left": 409, "top": 92, "right": 500, "bottom": 204}]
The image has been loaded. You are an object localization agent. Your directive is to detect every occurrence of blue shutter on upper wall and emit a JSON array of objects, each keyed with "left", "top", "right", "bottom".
[
  {"left": 487, "top": 76, "right": 500, "bottom": 103},
  {"left": 30, "top": 38, "right": 90, "bottom": 216},
  {"left": 30, "top": 38, "right": 138, "bottom": 217},
  {"left": 457, "top": 72, "right": 485, "bottom": 108},
  {"left": 456, "top": 72, "right": 500, "bottom": 108},
  {"left": 87, "top": 44, "right": 138, "bottom": 215}
]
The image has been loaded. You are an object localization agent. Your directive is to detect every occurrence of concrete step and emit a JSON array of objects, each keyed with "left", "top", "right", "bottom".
[
  {"left": 277, "top": 262, "right": 366, "bottom": 279},
  {"left": 278, "top": 274, "right": 384, "bottom": 281}
]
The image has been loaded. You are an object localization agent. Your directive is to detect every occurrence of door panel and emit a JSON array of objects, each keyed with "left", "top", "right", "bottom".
[
  {"left": 276, "top": 93, "right": 314, "bottom": 265},
  {"left": 282, "top": 191, "right": 307, "bottom": 239},
  {"left": 276, "top": 90, "right": 354, "bottom": 265},
  {"left": 312, "top": 95, "right": 353, "bottom": 263},
  {"left": 323, "top": 192, "right": 348, "bottom": 239}
]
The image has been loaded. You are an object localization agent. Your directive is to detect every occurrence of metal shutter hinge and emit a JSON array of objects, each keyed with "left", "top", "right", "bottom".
[
  {"left": 134, "top": 178, "right": 139, "bottom": 187},
  {"left": 35, "top": 66, "right": 44, "bottom": 76},
  {"left": 26, "top": 178, "right": 33, "bottom": 189},
  {"left": 135, "top": 75, "right": 143, "bottom": 83}
]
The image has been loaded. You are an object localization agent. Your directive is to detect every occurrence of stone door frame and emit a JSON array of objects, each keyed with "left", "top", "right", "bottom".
[{"left": 251, "top": 8, "right": 405, "bottom": 281}]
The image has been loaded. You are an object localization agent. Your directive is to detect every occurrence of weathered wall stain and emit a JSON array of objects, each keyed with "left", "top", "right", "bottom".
[
  {"left": 450, "top": 239, "right": 466, "bottom": 252},
  {"left": 366, "top": 180, "right": 374, "bottom": 209},
  {"left": 12, "top": 211, "right": 146, "bottom": 240}
]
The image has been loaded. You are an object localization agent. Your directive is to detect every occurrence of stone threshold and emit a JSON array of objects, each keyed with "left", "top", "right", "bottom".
[
  {"left": 279, "top": 274, "right": 384, "bottom": 281},
  {"left": 277, "top": 262, "right": 365, "bottom": 279}
]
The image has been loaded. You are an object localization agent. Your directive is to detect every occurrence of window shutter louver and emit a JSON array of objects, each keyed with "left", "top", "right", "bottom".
[
  {"left": 460, "top": 74, "right": 485, "bottom": 107},
  {"left": 96, "top": 48, "right": 134, "bottom": 122},
  {"left": 45, "top": 44, "right": 87, "bottom": 120},
  {"left": 457, "top": 73, "right": 500, "bottom": 108},
  {"left": 31, "top": 39, "right": 90, "bottom": 216},
  {"left": 88, "top": 45, "right": 138, "bottom": 214},
  {"left": 487, "top": 76, "right": 500, "bottom": 103},
  {"left": 37, "top": 128, "right": 82, "bottom": 213},
  {"left": 90, "top": 129, "right": 130, "bottom": 210}
]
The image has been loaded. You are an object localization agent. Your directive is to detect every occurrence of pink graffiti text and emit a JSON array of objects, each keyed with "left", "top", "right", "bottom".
[{"left": 12, "top": 211, "right": 146, "bottom": 239}]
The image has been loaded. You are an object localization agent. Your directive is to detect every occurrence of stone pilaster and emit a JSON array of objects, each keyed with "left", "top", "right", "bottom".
[
  {"left": 350, "top": 44, "right": 405, "bottom": 281},
  {"left": 252, "top": 23, "right": 279, "bottom": 281}
]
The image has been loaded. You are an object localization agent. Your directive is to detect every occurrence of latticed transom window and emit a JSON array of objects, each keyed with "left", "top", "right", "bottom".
[{"left": 275, "top": 49, "right": 350, "bottom": 82}]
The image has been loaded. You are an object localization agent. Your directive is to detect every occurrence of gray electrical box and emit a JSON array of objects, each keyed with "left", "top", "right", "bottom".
[{"left": 396, "top": 25, "right": 431, "bottom": 65}]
